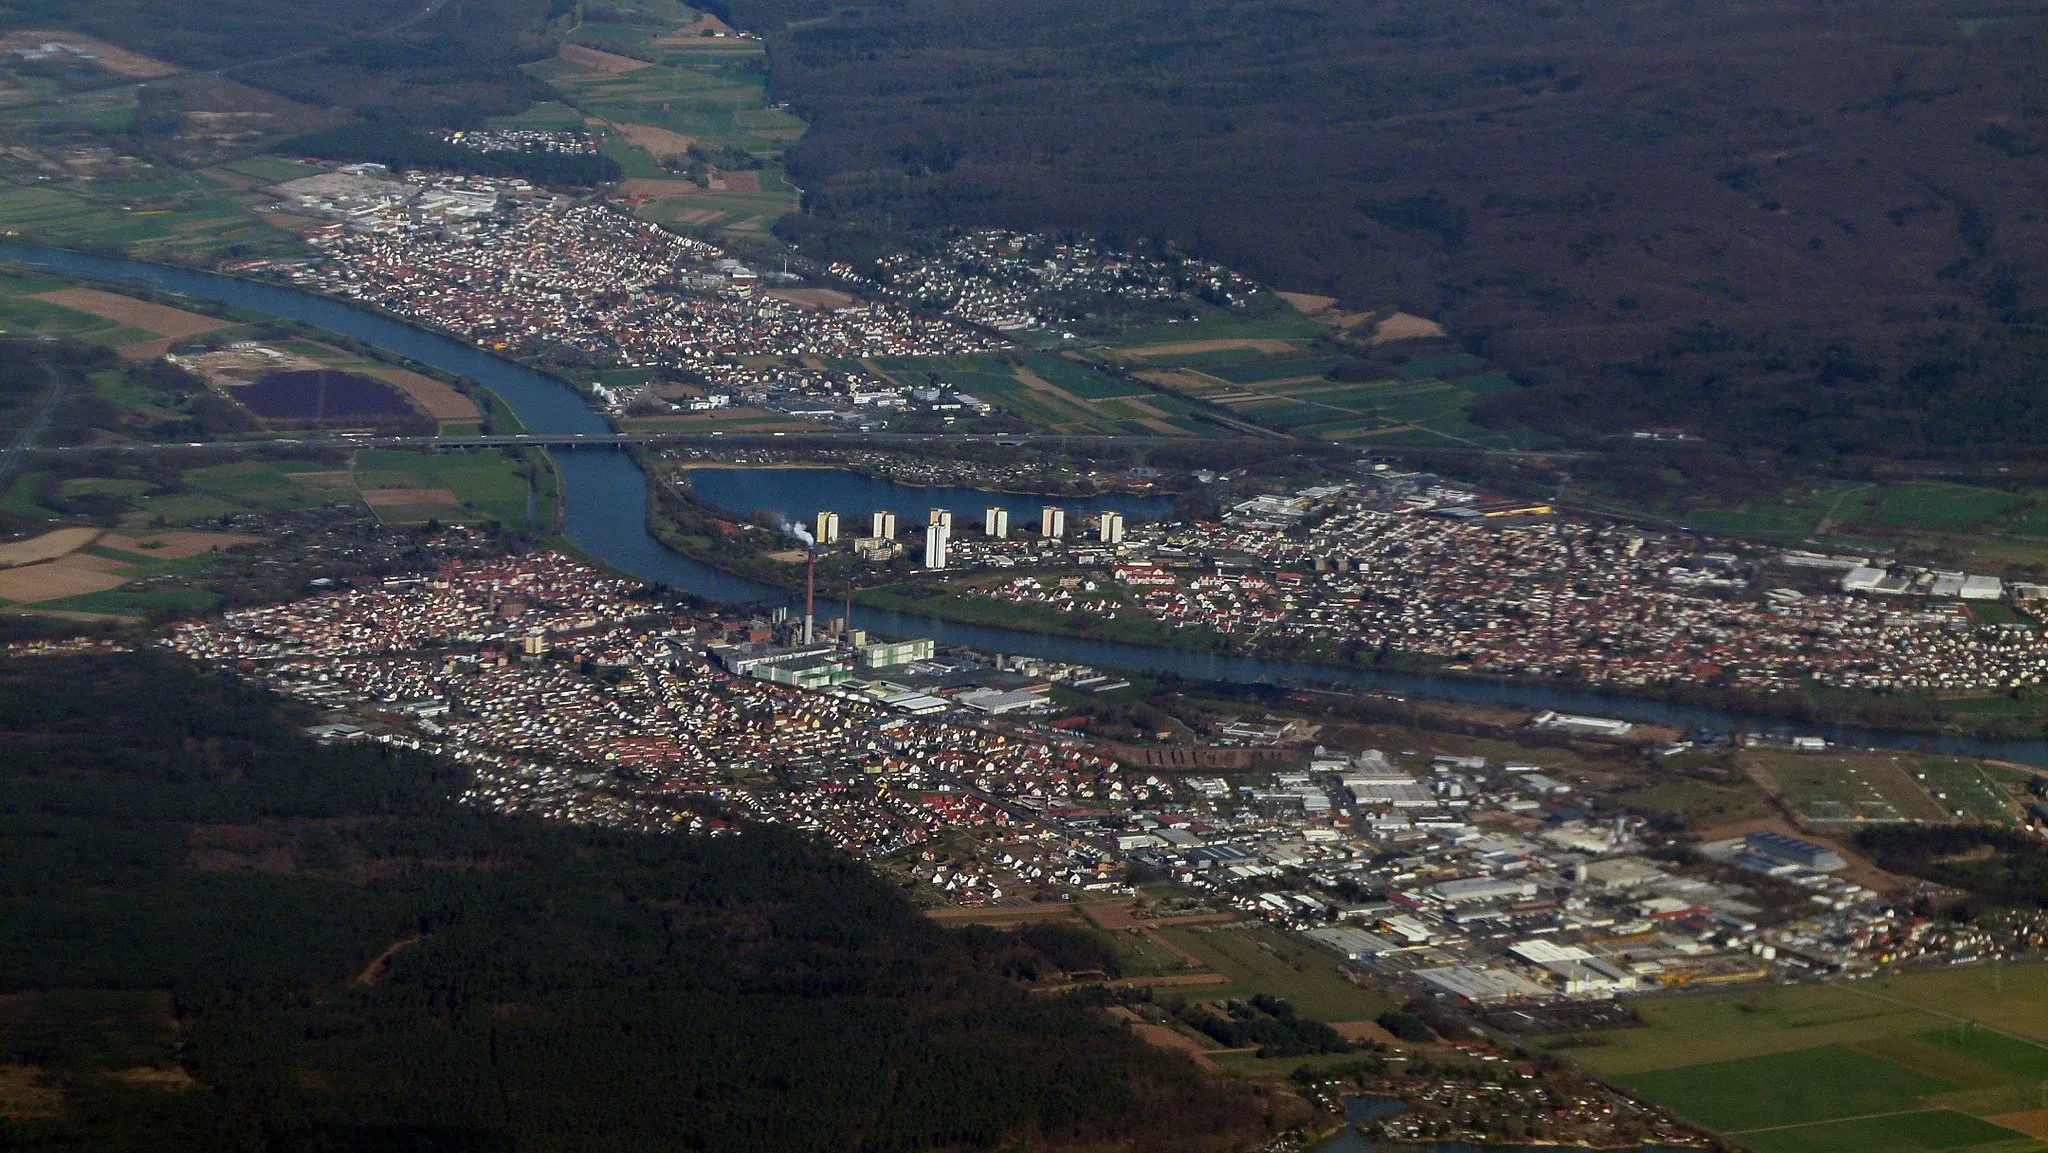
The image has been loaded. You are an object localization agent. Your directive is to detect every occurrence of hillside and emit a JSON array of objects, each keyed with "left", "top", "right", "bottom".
[
  {"left": 731, "top": 0, "right": 2048, "bottom": 459},
  {"left": 0, "top": 652, "right": 1283, "bottom": 1152}
]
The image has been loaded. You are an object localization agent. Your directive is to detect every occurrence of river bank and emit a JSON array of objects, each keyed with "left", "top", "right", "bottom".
[{"left": 16, "top": 242, "right": 2048, "bottom": 765}]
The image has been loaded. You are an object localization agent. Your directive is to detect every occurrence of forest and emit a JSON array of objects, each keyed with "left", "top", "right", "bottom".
[
  {"left": 1856, "top": 824, "right": 2048, "bottom": 910},
  {"left": 0, "top": 653, "right": 1288, "bottom": 1152},
  {"left": 723, "top": 0, "right": 2048, "bottom": 460},
  {"left": 0, "top": 0, "right": 566, "bottom": 126}
]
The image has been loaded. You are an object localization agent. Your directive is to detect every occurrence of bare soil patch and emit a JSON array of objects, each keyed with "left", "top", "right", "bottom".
[
  {"left": 32, "top": 288, "right": 232, "bottom": 340},
  {"left": 0, "top": 559, "right": 130, "bottom": 603},
  {"left": 1277, "top": 291, "right": 1338, "bottom": 315},
  {"left": 766, "top": 287, "right": 854, "bottom": 310},
  {"left": 366, "top": 367, "right": 477, "bottom": 421},
  {"left": 0, "top": 31, "right": 177, "bottom": 77},
  {"left": 1987, "top": 1110, "right": 2048, "bottom": 1140},
  {"left": 0, "top": 607, "right": 141, "bottom": 624},
  {"left": 618, "top": 177, "right": 704, "bottom": 199},
  {"left": 0, "top": 1062, "right": 59, "bottom": 1120},
  {"left": 1123, "top": 338, "right": 1300, "bottom": 357},
  {"left": 1012, "top": 365, "right": 1084, "bottom": 404},
  {"left": 607, "top": 121, "right": 697, "bottom": 159},
  {"left": 0, "top": 527, "right": 99, "bottom": 568},
  {"left": 722, "top": 170, "right": 762, "bottom": 192},
  {"left": 660, "top": 13, "right": 737, "bottom": 37},
  {"left": 1371, "top": 311, "right": 1447, "bottom": 343},
  {"left": 355, "top": 936, "right": 424, "bottom": 985},
  {"left": 1329, "top": 1019, "right": 1402, "bottom": 1046},
  {"left": 113, "top": 337, "right": 177, "bottom": 361},
  {"left": 363, "top": 488, "right": 459, "bottom": 509},
  {"left": 923, "top": 904, "right": 1081, "bottom": 925},
  {"left": 103, "top": 530, "right": 260, "bottom": 560},
  {"left": 1126, "top": 1020, "right": 1219, "bottom": 1069},
  {"left": 108, "top": 1066, "right": 198, "bottom": 1090},
  {"left": 1694, "top": 811, "right": 1911, "bottom": 894},
  {"left": 559, "top": 43, "right": 651, "bottom": 73}
]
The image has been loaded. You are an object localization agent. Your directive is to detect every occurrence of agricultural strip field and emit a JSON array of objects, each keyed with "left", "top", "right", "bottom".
[
  {"left": 1107, "top": 335, "right": 1542, "bottom": 447},
  {"left": 351, "top": 448, "right": 539, "bottom": 530},
  {"left": 865, "top": 352, "right": 1224, "bottom": 436},
  {"left": 527, "top": 9, "right": 803, "bottom": 237},
  {"left": 0, "top": 178, "right": 302, "bottom": 265},
  {"left": 1551, "top": 967, "right": 2048, "bottom": 1153}
]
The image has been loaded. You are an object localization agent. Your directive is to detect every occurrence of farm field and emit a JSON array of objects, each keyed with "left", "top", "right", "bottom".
[
  {"left": 528, "top": 2, "right": 804, "bottom": 237},
  {"left": 0, "top": 178, "right": 301, "bottom": 264},
  {"left": 351, "top": 448, "right": 540, "bottom": 530},
  {"left": 0, "top": 525, "right": 256, "bottom": 618},
  {"left": 1552, "top": 967, "right": 2048, "bottom": 1153},
  {"left": 866, "top": 352, "right": 1224, "bottom": 436},
  {"left": 1104, "top": 334, "right": 1547, "bottom": 448}
]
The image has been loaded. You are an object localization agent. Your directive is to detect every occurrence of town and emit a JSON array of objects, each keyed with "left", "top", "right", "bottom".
[
  {"left": 757, "top": 465, "right": 2048, "bottom": 698},
  {"left": 153, "top": 549, "right": 2048, "bottom": 1038}
]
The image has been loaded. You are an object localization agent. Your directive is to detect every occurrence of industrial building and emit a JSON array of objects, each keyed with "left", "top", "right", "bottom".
[{"left": 858, "top": 638, "right": 935, "bottom": 671}]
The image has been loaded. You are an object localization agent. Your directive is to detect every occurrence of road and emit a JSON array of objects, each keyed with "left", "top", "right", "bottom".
[
  {"left": 19, "top": 429, "right": 1290, "bottom": 456},
  {"left": 0, "top": 359, "right": 66, "bottom": 481}
]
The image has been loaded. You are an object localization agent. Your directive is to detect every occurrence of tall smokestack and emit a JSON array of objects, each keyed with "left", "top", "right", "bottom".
[{"left": 804, "top": 551, "right": 816, "bottom": 645}]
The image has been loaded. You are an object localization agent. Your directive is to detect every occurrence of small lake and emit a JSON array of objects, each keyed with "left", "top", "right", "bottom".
[{"left": 683, "top": 466, "right": 1175, "bottom": 531}]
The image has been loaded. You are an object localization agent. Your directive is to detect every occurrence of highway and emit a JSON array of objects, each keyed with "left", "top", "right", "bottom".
[{"left": 18, "top": 430, "right": 1293, "bottom": 456}]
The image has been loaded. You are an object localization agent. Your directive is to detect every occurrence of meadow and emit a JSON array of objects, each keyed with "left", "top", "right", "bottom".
[
  {"left": 1149, "top": 926, "right": 1392, "bottom": 1023},
  {"left": 863, "top": 352, "right": 1225, "bottom": 436},
  {"left": 1553, "top": 967, "right": 2048, "bottom": 1153},
  {"left": 523, "top": 1, "right": 805, "bottom": 237},
  {"left": 1112, "top": 335, "right": 1544, "bottom": 449},
  {"left": 1755, "top": 751, "right": 1951, "bottom": 824}
]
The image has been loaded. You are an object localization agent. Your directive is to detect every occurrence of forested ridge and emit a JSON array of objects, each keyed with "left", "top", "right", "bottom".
[
  {"left": 723, "top": 0, "right": 2048, "bottom": 460},
  {"left": 0, "top": 653, "right": 1285, "bottom": 1152},
  {"left": 0, "top": 0, "right": 568, "bottom": 126}
]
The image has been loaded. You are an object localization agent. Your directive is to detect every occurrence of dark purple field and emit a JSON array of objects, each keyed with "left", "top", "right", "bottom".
[{"left": 234, "top": 370, "right": 413, "bottom": 420}]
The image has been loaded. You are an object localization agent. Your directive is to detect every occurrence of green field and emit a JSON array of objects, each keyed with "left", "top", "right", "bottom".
[
  {"left": 1615, "top": 1045, "right": 1959, "bottom": 1131},
  {"left": 1914, "top": 759, "right": 2024, "bottom": 824},
  {"left": 1111, "top": 333, "right": 1547, "bottom": 447},
  {"left": 352, "top": 448, "right": 539, "bottom": 530},
  {"left": 1754, "top": 751, "right": 1948, "bottom": 823},
  {"left": 1874, "top": 484, "right": 2024, "bottom": 531},
  {"left": 526, "top": 5, "right": 804, "bottom": 236},
  {"left": 866, "top": 352, "right": 1221, "bottom": 436},
  {"left": 1553, "top": 969, "right": 2048, "bottom": 1153},
  {"left": 1149, "top": 927, "right": 1392, "bottom": 1022},
  {"left": 1740, "top": 1109, "right": 2040, "bottom": 1153},
  {"left": 0, "top": 180, "right": 300, "bottom": 264}
]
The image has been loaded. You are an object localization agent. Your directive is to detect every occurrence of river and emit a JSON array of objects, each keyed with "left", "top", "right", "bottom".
[{"left": 13, "top": 242, "right": 2048, "bottom": 766}]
